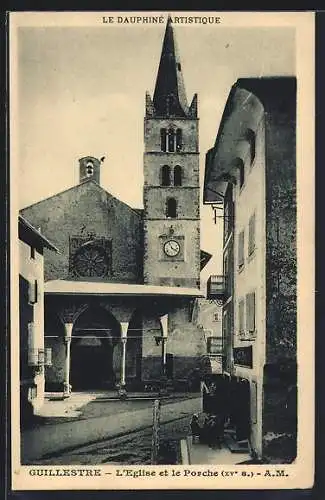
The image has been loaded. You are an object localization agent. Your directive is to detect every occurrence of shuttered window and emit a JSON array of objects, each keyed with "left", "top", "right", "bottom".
[
  {"left": 248, "top": 213, "right": 256, "bottom": 256},
  {"left": 246, "top": 292, "right": 256, "bottom": 334},
  {"left": 238, "top": 230, "right": 245, "bottom": 269}
]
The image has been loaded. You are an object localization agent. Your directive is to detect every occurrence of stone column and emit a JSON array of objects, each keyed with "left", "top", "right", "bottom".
[
  {"left": 63, "top": 323, "right": 73, "bottom": 397},
  {"left": 118, "top": 322, "right": 129, "bottom": 399}
]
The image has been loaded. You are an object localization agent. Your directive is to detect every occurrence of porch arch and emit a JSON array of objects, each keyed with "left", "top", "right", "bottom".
[{"left": 70, "top": 306, "right": 121, "bottom": 390}]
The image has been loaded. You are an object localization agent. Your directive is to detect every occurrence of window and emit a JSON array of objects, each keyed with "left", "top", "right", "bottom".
[
  {"left": 213, "top": 312, "right": 221, "bottom": 322},
  {"left": 238, "top": 299, "right": 245, "bottom": 337},
  {"left": 73, "top": 243, "right": 110, "bottom": 278},
  {"left": 176, "top": 128, "right": 182, "bottom": 151},
  {"left": 246, "top": 292, "right": 256, "bottom": 335},
  {"left": 86, "top": 161, "right": 94, "bottom": 177},
  {"left": 161, "top": 165, "right": 171, "bottom": 186},
  {"left": 224, "top": 252, "right": 230, "bottom": 297},
  {"left": 239, "top": 160, "right": 245, "bottom": 188},
  {"left": 166, "top": 198, "right": 177, "bottom": 218},
  {"left": 174, "top": 165, "right": 182, "bottom": 186},
  {"left": 207, "top": 337, "right": 223, "bottom": 355},
  {"left": 224, "top": 199, "right": 234, "bottom": 241},
  {"left": 168, "top": 128, "right": 175, "bottom": 152},
  {"left": 160, "top": 129, "right": 167, "bottom": 152},
  {"left": 248, "top": 213, "right": 256, "bottom": 256},
  {"left": 30, "top": 246, "right": 35, "bottom": 259},
  {"left": 161, "top": 127, "right": 182, "bottom": 153},
  {"left": 246, "top": 129, "right": 256, "bottom": 165},
  {"left": 238, "top": 230, "right": 245, "bottom": 270}
]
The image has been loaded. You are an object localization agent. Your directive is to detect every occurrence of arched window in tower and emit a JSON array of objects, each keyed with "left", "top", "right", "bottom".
[
  {"left": 246, "top": 129, "right": 256, "bottom": 165},
  {"left": 161, "top": 165, "right": 171, "bottom": 186},
  {"left": 168, "top": 128, "right": 175, "bottom": 152},
  {"left": 176, "top": 128, "right": 183, "bottom": 151},
  {"left": 174, "top": 165, "right": 182, "bottom": 186},
  {"left": 166, "top": 198, "right": 177, "bottom": 218},
  {"left": 160, "top": 129, "right": 167, "bottom": 152},
  {"left": 86, "top": 161, "right": 94, "bottom": 177}
]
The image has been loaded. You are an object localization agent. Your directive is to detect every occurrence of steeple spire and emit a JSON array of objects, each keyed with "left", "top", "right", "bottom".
[{"left": 152, "top": 16, "right": 189, "bottom": 118}]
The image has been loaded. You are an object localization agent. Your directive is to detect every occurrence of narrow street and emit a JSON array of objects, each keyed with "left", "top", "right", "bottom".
[
  {"left": 21, "top": 394, "right": 201, "bottom": 465},
  {"left": 28, "top": 416, "right": 191, "bottom": 465}
]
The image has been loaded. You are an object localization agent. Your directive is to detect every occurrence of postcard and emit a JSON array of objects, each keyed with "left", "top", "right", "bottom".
[{"left": 9, "top": 10, "right": 315, "bottom": 490}]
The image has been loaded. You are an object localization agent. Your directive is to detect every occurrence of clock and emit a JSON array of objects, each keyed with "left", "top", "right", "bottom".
[{"left": 163, "top": 239, "right": 180, "bottom": 257}]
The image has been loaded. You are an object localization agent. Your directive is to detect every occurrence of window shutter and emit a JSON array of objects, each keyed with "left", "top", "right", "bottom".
[
  {"left": 238, "top": 231, "right": 245, "bottom": 268},
  {"left": 239, "top": 299, "right": 245, "bottom": 336},
  {"left": 251, "top": 292, "right": 256, "bottom": 332},
  {"left": 248, "top": 213, "right": 256, "bottom": 255},
  {"left": 246, "top": 292, "right": 256, "bottom": 334}
]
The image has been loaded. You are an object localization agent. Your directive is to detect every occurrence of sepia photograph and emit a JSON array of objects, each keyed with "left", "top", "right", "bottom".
[{"left": 9, "top": 10, "right": 314, "bottom": 490}]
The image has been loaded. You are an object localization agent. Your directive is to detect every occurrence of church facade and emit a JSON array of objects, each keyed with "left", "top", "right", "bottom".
[{"left": 20, "top": 19, "right": 208, "bottom": 396}]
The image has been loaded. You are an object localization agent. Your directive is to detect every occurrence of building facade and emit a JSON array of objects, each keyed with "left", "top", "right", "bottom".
[
  {"left": 191, "top": 298, "right": 223, "bottom": 375},
  {"left": 19, "top": 215, "right": 58, "bottom": 425},
  {"left": 204, "top": 77, "right": 297, "bottom": 462},
  {"left": 20, "top": 19, "right": 209, "bottom": 396}
]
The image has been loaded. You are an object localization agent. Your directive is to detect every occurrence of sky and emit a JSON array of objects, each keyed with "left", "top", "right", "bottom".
[{"left": 14, "top": 13, "right": 296, "bottom": 282}]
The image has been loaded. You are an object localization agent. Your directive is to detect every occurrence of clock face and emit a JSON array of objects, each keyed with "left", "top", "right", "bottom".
[
  {"left": 164, "top": 239, "right": 180, "bottom": 257},
  {"left": 74, "top": 244, "right": 109, "bottom": 277}
]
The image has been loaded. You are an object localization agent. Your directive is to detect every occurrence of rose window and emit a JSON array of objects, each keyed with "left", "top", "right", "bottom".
[{"left": 73, "top": 243, "right": 109, "bottom": 278}]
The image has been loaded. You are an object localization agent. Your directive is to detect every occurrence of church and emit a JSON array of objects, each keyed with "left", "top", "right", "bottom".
[{"left": 20, "top": 18, "right": 210, "bottom": 397}]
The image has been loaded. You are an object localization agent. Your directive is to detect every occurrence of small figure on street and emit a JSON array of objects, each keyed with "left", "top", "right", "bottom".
[
  {"left": 190, "top": 413, "right": 201, "bottom": 443},
  {"left": 204, "top": 412, "right": 225, "bottom": 449}
]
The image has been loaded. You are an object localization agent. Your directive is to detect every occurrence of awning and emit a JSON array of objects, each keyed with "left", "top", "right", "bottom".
[{"left": 45, "top": 280, "right": 204, "bottom": 298}]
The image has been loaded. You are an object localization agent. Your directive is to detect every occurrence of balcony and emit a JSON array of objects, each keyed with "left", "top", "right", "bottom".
[{"left": 207, "top": 275, "right": 225, "bottom": 301}]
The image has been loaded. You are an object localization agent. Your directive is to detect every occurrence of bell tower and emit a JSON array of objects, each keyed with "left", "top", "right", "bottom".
[{"left": 143, "top": 17, "right": 200, "bottom": 288}]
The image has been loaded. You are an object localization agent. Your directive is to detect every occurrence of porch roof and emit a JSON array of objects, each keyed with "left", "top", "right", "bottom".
[{"left": 44, "top": 280, "right": 204, "bottom": 298}]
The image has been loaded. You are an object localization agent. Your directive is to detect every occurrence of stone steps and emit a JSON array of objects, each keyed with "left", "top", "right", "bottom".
[{"left": 223, "top": 433, "right": 250, "bottom": 453}]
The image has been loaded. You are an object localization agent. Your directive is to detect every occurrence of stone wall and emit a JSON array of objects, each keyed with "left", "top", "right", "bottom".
[
  {"left": 20, "top": 181, "right": 143, "bottom": 284},
  {"left": 263, "top": 82, "right": 297, "bottom": 462}
]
